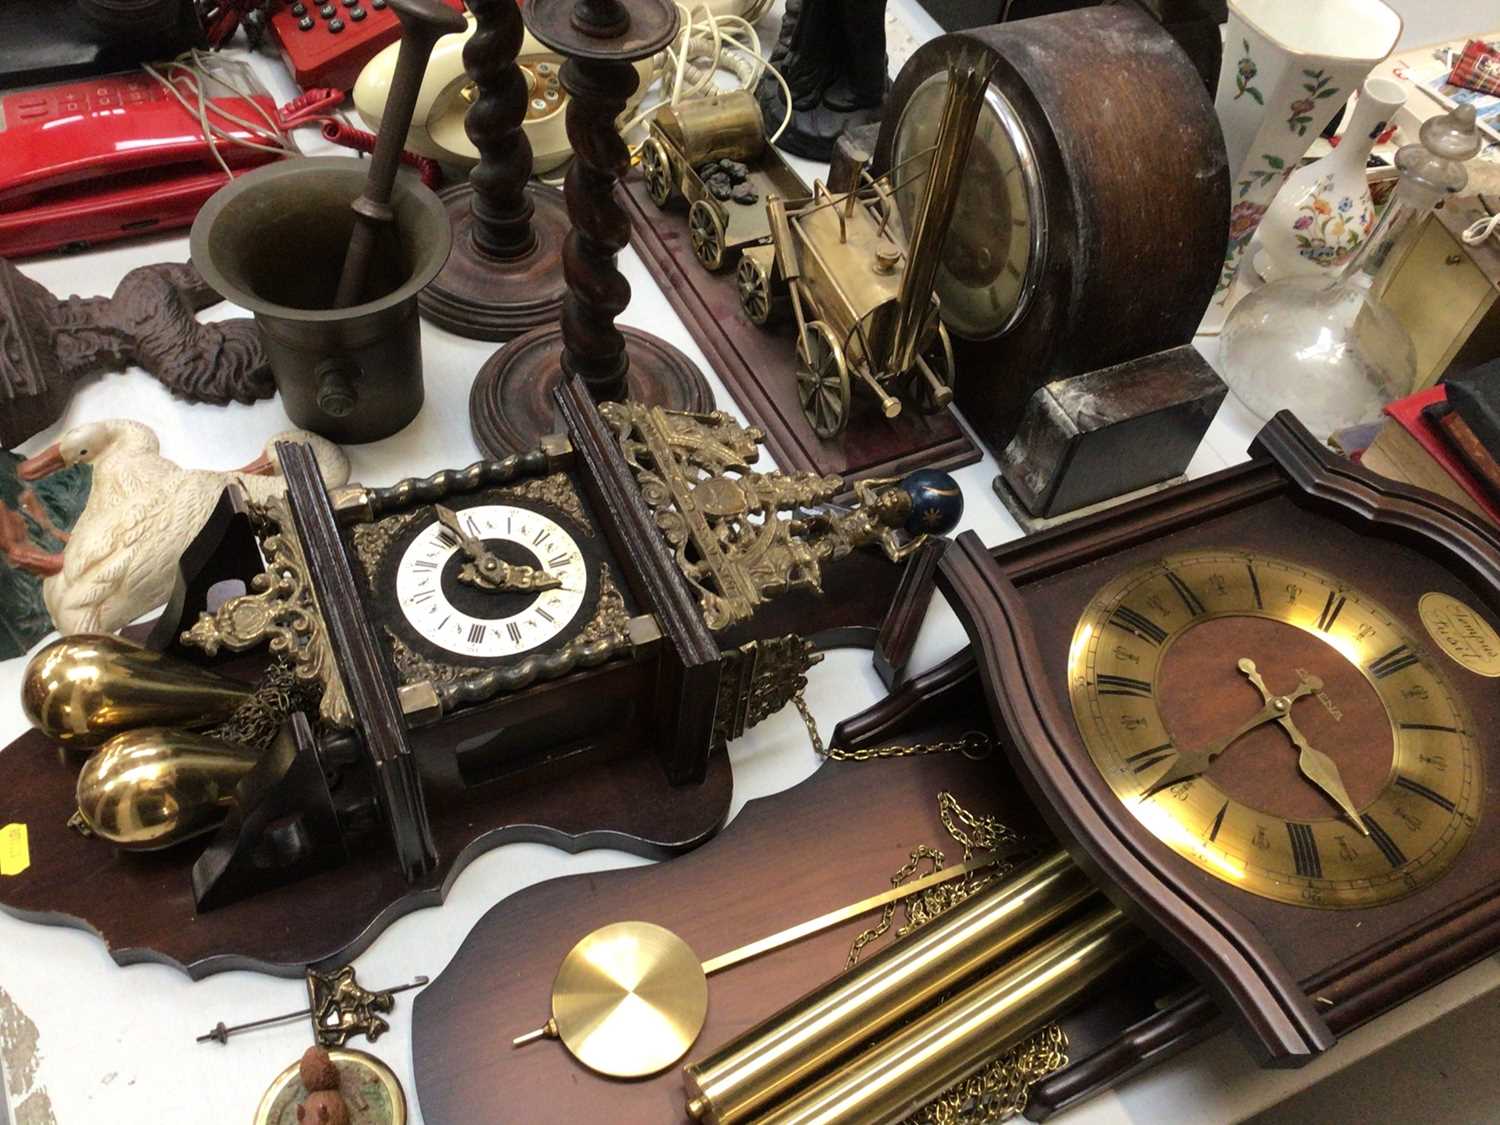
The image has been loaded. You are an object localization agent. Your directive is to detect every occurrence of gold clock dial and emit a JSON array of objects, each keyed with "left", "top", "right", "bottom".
[
  {"left": 890, "top": 72, "right": 1044, "bottom": 341},
  {"left": 1069, "top": 551, "right": 1482, "bottom": 909}
]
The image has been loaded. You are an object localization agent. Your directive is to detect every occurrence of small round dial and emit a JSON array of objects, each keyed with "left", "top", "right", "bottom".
[
  {"left": 890, "top": 72, "right": 1045, "bottom": 341},
  {"left": 1069, "top": 552, "right": 1481, "bottom": 909},
  {"left": 391, "top": 503, "right": 596, "bottom": 661}
]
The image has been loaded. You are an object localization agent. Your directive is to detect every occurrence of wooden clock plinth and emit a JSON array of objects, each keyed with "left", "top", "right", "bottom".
[
  {"left": 471, "top": 325, "right": 710, "bottom": 455},
  {"left": 469, "top": 0, "right": 712, "bottom": 455},
  {"left": 419, "top": 0, "right": 569, "bottom": 340}
]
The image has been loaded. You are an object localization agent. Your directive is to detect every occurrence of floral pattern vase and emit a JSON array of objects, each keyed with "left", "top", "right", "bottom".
[
  {"left": 1202, "top": 0, "right": 1403, "bottom": 332},
  {"left": 1254, "top": 77, "right": 1406, "bottom": 281}
]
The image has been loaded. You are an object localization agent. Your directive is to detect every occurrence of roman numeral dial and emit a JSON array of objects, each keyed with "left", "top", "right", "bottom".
[
  {"left": 1070, "top": 550, "right": 1482, "bottom": 909},
  {"left": 392, "top": 502, "right": 595, "bottom": 661}
]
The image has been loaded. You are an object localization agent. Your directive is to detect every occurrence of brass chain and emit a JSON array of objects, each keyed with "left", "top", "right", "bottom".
[
  {"left": 207, "top": 657, "right": 320, "bottom": 752},
  {"left": 791, "top": 690, "right": 1067, "bottom": 1124},
  {"left": 793, "top": 693, "right": 993, "bottom": 762}
]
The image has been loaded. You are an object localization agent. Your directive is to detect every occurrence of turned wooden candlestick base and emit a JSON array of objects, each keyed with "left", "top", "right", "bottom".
[
  {"left": 418, "top": 0, "right": 570, "bottom": 340},
  {"left": 419, "top": 183, "right": 570, "bottom": 340},
  {"left": 469, "top": 325, "right": 711, "bottom": 454},
  {"left": 468, "top": 0, "right": 713, "bottom": 453}
]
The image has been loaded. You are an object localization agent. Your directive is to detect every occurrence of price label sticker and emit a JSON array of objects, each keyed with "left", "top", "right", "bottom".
[{"left": 0, "top": 823, "right": 29, "bottom": 876}]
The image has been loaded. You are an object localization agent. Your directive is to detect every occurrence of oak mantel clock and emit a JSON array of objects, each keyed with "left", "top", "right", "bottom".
[
  {"left": 923, "top": 412, "right": 1500, "bottom": 1095},
  {"left": 872, "top": 5, "right": 1228, "bottom": 459}
]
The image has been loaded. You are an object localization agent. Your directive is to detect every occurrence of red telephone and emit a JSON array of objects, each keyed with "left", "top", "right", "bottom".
[
  {"left": 0, "top": 72, "right": 284, "bottom": 259},
  {"left": 267, "top": 0, "right": 467, "bottom": 91}
]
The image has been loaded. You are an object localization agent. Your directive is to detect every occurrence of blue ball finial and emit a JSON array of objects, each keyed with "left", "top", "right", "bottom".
[{"left": 899, "top": 469, "right": 963, "bottom": 537}]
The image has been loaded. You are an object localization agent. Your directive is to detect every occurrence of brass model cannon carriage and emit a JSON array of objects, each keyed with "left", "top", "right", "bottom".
[
  {"left": 735, "top": 60, "right": 991, "bottom": 439},
  {"left": 639, "top": 62, "right": 988, "bottom": 440},
  {"left": 639, "top": 90, "right": 808, "bottom": 272}
]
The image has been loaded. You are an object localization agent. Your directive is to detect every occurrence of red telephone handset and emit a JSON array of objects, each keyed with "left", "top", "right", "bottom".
[{"left": 0, "top": 72, "right": 283, "bottom": 258}]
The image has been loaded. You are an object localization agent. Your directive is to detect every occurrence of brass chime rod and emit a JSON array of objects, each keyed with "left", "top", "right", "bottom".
[
  {"left": 889, "top": 59, "right": 990, "bottom": 375},
  {"left": 682, "top": 851, "right": 1096, "bottom": 1125},
  {"left": 511, "top": 857, "right": 1001, "bottom": 1048},
  {"left": 195, "top": 976, "right": 430, "bottom": 1045},
  {"left": 750, "top": 905, "right": 1140, "bottom": 1125}
]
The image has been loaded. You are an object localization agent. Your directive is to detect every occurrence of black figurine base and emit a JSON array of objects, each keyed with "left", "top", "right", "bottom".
[
  {"left": 470, "top": 325, "right": 713, "bottom": 455},
  {"left": 756, "top": 73, "right": 883, "bottom": 162},
  {"left": 418, "top": 182, "right": 572, "bottom": 341}
]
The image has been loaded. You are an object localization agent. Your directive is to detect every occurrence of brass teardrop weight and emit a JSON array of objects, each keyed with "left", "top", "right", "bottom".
[
  {"left": 21, "top": 634, "right": 253, "bottom": 750},
  {"left": 75, "top": 728, "right": 261, "bottom": 850}
]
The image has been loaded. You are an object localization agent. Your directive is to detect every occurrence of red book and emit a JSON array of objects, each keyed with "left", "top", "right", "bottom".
[{"left": 1371, "top": 386, "right": 1500, "bottom": 525}]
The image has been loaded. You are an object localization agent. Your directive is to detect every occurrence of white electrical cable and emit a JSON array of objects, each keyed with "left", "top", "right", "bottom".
[
  {"left": 619, "top": 3, "right": 793, "bottom": 145},
  {"left": 141, "top": 50, "right": 296, "bottom": 180}
]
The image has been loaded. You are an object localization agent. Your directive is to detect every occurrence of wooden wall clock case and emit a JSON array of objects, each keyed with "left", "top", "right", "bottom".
[
  {"left": 405, "top": 413, "right": 1500, "bottom": 1123},
  {"left": 0, "top": 379, "right": 912, "bottom": 977},
  {"left": 915, "top": 412, "right": 1500, "bottom": 1109}
]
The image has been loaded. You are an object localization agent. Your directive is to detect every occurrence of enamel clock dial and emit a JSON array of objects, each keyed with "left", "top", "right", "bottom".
[
  {"left": 891, "top": 72, "right": 1044, "bottom": 341},
  {"left": 378, "top": 496, "right": 603, "bottom": 667},
  {"left": 1069, "top": 551, "right": 1482, "bottom": 909}
]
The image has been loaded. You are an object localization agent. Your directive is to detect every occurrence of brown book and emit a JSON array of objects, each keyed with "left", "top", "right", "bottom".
[
  {"left": 1360, "top": 419, "right": 1495, "bottom": 524},
  {"left": 1432, "top": 407, "right": 1500, "bottom": 504}
]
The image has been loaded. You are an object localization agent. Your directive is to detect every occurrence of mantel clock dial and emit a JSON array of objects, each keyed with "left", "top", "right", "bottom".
[
  {"left": 1069, "top": 552, "right": 1481, "bottom": 909},
  {"left": 891, "top": 73, "right": 1044, "bottom": 341}
]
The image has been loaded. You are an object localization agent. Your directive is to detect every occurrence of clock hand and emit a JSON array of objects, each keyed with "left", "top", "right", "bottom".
[
  {"left": 1239, "top": 659, "right": 1371, "bottom": 835},
  {"left": 1143, "top": 659, "right": 1323, "bottom": 795},
  {"left": 1276, "top": 716, "right": 1371, "bottom": 835},
  {"left": 434, "top": 506, "right": 563, "bottom": 593}
]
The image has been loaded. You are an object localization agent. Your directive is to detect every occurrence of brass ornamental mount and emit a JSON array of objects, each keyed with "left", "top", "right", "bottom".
[
  {"left": 197, "top": 967, "right": 429, "bottom": 1048},
  {"left": 600, "top": 401, "right": 962, "bottom": 630},
  {"left": 182, "top": 493, "right": 353, "bottom": 729}
]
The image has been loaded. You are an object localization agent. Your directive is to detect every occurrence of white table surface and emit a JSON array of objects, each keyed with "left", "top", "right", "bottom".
[{"left": 3, "top": 2, "right": 1499, "bottom": 1122}]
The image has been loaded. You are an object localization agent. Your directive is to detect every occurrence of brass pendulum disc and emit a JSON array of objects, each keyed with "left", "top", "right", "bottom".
[{"left": 549, "top": 921, "right": 710, "bottom": 1078}]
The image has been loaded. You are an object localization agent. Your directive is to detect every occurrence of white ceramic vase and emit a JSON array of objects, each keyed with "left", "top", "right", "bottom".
[
  {"left": 1254, "top": 77, "right": 1407, "bottom": 281},
  {"left": 1204, "top": 0, "right": 1402, "bottom": 329}
]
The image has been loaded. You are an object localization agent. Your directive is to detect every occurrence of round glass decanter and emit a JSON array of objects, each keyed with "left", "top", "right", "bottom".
[{"left": 1221, "top": 105, "right": 1480, "bottom": 438}]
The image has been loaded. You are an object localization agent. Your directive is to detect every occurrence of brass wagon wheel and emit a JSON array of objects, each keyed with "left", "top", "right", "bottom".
[
  {"left": 641, "top": 137, "right": 673, "bottom": 208},
  {"left": 796, "top": 321, "right": 850, "bottom": 439},
  {"left": 909, "top": 322, "right": 957, "bottom": 415},
  {"left": 736, "top": 255, "right": 777, "bottom": 326},
  {"left": 689, "top": 200, "right": 728, "bottom": 272}
]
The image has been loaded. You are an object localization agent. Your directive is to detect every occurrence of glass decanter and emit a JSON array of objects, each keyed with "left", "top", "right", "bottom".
[{"left": 1220, "top": 104, "right": 1481, "bottom": 438}]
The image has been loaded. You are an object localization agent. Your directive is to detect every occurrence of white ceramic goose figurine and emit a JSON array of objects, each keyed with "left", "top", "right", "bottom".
[{"left": 16, "top": 420, "right": 350, "bottom": 635}]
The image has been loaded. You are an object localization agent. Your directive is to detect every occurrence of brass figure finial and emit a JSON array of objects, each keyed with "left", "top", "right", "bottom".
[{"left": 600, "top": 401, "right": 959, "bottom": 630}]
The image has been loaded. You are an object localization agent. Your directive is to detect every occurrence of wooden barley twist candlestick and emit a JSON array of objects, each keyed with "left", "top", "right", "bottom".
[
  {"left": 469, "top": 0, "right": 711, "bottom": 454},
  {"left": 419, "top": 0, "right": 571, "bottom": 339}
]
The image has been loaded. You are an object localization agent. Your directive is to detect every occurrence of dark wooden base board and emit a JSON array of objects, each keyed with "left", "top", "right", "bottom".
[
  {"left": 470, "top": 325, "right": 713, "bottom": 456},
  {"left": 408, "top": 665, "right": 1205, "bottom": 1125},
  {"left": 0, "top": 630, "right": 733, "bottom": 979},
  {"left": 620, "top": 171, "right": 981, "bottom": 488},
  {"left": 418, "top": 183, "right": 571, "bottom": 341}
]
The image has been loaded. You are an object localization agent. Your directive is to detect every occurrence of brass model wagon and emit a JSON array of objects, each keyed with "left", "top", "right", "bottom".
[
  {"left": 639, "top": 90, "right": 807, "bottom": 272},
  {"left": 735, "top": 61, "right": 992, "bottom": 439}
]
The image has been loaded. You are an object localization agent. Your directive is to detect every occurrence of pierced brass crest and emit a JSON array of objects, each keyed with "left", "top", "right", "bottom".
[{"left": 600, "top": 401, "right": 924, "bottom": 630}]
